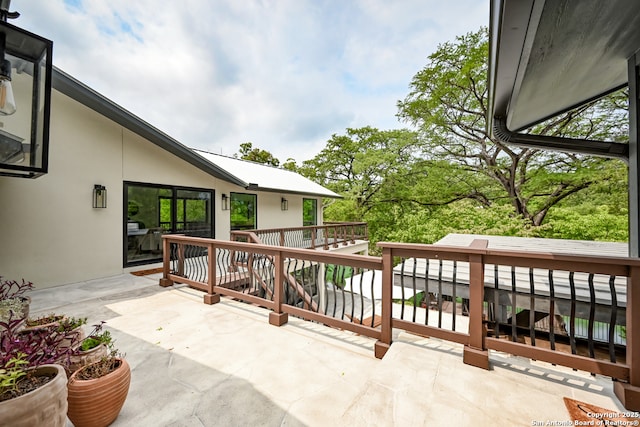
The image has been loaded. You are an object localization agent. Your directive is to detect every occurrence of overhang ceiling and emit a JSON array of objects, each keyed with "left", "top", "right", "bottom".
[{"left": 488, "top": 0, "right": 640, "bottom": 133}]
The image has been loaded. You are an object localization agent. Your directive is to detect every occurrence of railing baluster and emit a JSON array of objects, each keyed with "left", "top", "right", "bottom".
[
  {"left": 493, "top": 265, "right": 499, "bottom": 337},
  {"left": 588, "top": 273, "right": 596, "bottom": 358},
  {"left": 452, "top": 260, "right": 457, "bottom": 331},
  {"left": 608, "top": 275, "right": 617, "bottom": 363},
  {"left": 424, "top": 258, "right": 430, "bottom": 326},
  {"left": 399, "top": 259, "right": 406, "bottom": 320},
  {"left": 331, "top": 263, "right": 339, "bottom": 317},
  {"left": 529, "top": 268, "right": 536, "bottom": 347},
  {"left": 438, "top": 260, "right": 443, "bottom": 328},
  {"left": 549, "top": 270, "right": 556, "bottom": 351},
  {"left": 369, "top": 270, "right": 377, "bottom": 327},
  {"left": 569, "top": 272, "right": 577, "bottom": 355},
  {"left": 511, "top": 266, "right": 517, "bottom": 342}
]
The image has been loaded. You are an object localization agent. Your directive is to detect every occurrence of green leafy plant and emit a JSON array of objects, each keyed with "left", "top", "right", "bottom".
[
  {"left": 57, "top": 316, "right": 87, "bottom": 333},
  {"left": 80, "top": 322, "right": 113, "bottom": 352},
  {"left": 0, "top": 353, "right": 28, "bottom": 394}
]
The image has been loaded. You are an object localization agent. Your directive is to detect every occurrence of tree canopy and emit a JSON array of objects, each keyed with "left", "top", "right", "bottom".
[
  {"left": 235, "top": 142, "right": 280, "bottom": 167},
  {"left": 396, "top": 28, "right": 628, "bottom": 226}
]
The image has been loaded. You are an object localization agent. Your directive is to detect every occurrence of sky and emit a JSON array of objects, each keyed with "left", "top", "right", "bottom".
[{"left": 14, "top": 0, "right": 489, "bottom": 163}]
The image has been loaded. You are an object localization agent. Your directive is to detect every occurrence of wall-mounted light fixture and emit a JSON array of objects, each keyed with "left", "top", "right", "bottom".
[
  {"left": 221, "top": 193, "right": 229, "bottom": 210},
  {"left": 0, "top": 1, "right": 53, "bottom": 178},
  {"left": 281, "top": 197, "right": 288, "bottom": 211},
  {"left": 93, "top": 184, "right": 107, "bottom": 208}
]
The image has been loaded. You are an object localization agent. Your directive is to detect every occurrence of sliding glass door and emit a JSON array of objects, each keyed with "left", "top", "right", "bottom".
[{"left": 125, "top": 182, "right": 213, "bottom": 266}]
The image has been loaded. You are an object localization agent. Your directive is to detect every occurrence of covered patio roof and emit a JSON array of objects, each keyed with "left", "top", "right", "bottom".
[
  {"left": 487, "top": 0, "right": 640, "bottom": 257},
  {"left": 487, "top": 0, "right": 640, "bottom": 158}
]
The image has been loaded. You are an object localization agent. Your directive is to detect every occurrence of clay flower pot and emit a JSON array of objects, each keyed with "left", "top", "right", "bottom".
[
  {"left": 67, "top": 357, "right": 131, "bottom": 427},
  {"left": 0, "top": 364, "right": 68, "bottom": 427},
  {"left": 68, "top": 342, "right": 107, "bottom": 373}
]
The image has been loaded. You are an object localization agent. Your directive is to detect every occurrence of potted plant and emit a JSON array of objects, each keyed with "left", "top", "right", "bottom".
[
  {"left": 0, "top": 278, "right": 33, "bottom": 329},
  {"left": 67, "top": 323, "right": 130, "bottom": 427},
  {"left": 0, "top": 315, "right": 77, "bottom": 427},
  {"left": 23, "top": 313, "right": 65, "bottom": 331},
  {"left": 57, "top": 316, "right": 87, "bottom": 350},
  {"left": 68, "top": 321, "right": 111, "bottom": 373}
]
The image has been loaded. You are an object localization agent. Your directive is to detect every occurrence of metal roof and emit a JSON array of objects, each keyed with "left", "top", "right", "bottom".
[
  {"left": 51, "top": 67, "right": 339, "bottom": 198},
  {"left": 193, "top": 149, "right": 341, "bottom": 198},
  {"left": 487, "top": 0, "right": 640, "bottom": 157}
]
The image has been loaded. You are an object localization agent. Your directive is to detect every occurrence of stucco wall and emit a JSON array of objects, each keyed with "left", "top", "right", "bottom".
[{"left": 0, "top": 88, "right": 323, "bottom": 290}]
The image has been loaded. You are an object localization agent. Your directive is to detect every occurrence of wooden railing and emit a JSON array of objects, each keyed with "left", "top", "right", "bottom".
[
  {"left": 230, "top": 222, "right": 368, "bottom": 250},
  {"left": 159, "top": 235, "right": 640, "bottom": 410}
]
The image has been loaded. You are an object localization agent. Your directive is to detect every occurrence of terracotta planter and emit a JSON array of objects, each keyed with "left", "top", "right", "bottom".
[
  {"left": 59, "top": 325, "right": 86, "bottom": 351},
  {"left": 68, "top": 342, "right": 108, "bottom": 374},
  {"left": 24, "top": 314, "right": 64, "bottom": 331},
  {"left": 67, "top": 358, "right": 131, "bottom": 427},
  {"left": 0, "top": 364, "right": 68, "bottom": 427}
]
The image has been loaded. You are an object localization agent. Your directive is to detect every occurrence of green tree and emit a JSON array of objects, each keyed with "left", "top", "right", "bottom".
[
  {"left": 397, "top": 28, "right": 628, "bottom": 226},
  {"left": 299, "top": 126, "right": 421, "bottom": 217},
  {"left": 235, "top": 142, "right": 280, "bottom": 167}
]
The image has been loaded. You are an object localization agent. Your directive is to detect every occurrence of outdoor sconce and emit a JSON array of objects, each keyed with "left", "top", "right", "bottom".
[
  {"left": 221, "top": 193, "right": 229, "bottom": 210},
  {"left": 0, "top": 2, "right": 53, "bottom": 178},
  {"left": 281, "top": 197, "right": 288, "bottom": 211},
  {"left": 93, "top": 184, "right": 107, "bottom": 208}
]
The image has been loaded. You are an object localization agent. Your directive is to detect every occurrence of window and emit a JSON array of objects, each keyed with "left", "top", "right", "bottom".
[
  {"left": 303, "top": 198, "right": 317, "bottom": 226},
  {"left": 231, "top": 192, "right": 257, "bottom": 230},
  {"left": 124, "top": 182, "right": 213, "bottom": 266}
]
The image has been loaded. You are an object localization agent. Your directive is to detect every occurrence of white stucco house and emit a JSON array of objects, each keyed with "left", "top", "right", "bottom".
[{"left": 0, "top": 68, "right": 340, "bottom": 289}]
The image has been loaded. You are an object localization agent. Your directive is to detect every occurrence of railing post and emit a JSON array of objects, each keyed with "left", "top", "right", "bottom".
[
  {"left": 269, "top": 250, "right": 288, "bottom": 326},
  {"left": 463, "top": 239, "right": 489, "bottom": 370},
  {"left": 203, "top": 242, "right": 220, "bottom": 305},
  {"left": 159, "top": 236, "right": 173, "bottom": 287},
  {"left": 311, "top": 227, "right": 317, "bottom": 249},
  {"left": 375, "top": 245, "right": 393, "bottom": 359},
  {"left": 614, "top": 265, "right": 640, "bottom": 410},
  {"left": 350, "top": 224, "right": 355, "bottom": 244},
  {"left": 279, "top": 230, "right": 285, "bottom": 247}
]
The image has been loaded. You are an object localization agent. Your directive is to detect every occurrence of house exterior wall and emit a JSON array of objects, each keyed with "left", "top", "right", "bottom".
[{"left": 0, "top": 89, "right": 317, "bottom": 289}]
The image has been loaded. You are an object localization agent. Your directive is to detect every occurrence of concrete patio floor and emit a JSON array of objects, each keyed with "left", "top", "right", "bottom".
[{"left": 29, "top": 273, "right": 628, "bottom": 426}]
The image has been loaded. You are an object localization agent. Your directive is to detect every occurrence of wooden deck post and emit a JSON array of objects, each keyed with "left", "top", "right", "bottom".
[
  {"left": 463, "top": 239, "right": 489, "bottom": 370},
  {"left": 614, "top": 265, "right": 640, "bottom": 410},
  {"left": 269, "top": 250, "right": 288, "bottom": 326},
  {"left": 204, "top": 242, "right": 220, "bottom": 305},
  {"left": 375, "top": 245, "right": 393, "bottom": 359},
  {"left": 159, "top": 236, "right": 173, "bottom": 287}
]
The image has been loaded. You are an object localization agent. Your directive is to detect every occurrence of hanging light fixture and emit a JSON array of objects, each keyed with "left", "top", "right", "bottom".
[
  {"left": 0, "top": 32, "right": 15, "bottom": 115},
  {"left": 0, "top": 0, "right": 53, "bottom": 178}
]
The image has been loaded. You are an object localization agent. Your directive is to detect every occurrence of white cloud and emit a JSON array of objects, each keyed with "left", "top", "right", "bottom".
[{"left": 13, "top": 0, "right": 488, "bottom": 163}]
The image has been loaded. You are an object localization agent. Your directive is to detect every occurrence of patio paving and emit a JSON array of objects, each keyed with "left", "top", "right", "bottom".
[{"left": 28, "top": 273, "right": 628, "bottom": 426}]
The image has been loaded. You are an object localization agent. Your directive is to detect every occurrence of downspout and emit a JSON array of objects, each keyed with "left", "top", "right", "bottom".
[{"left": 492, "top": 117, "right": 629, "bottom": 162}]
